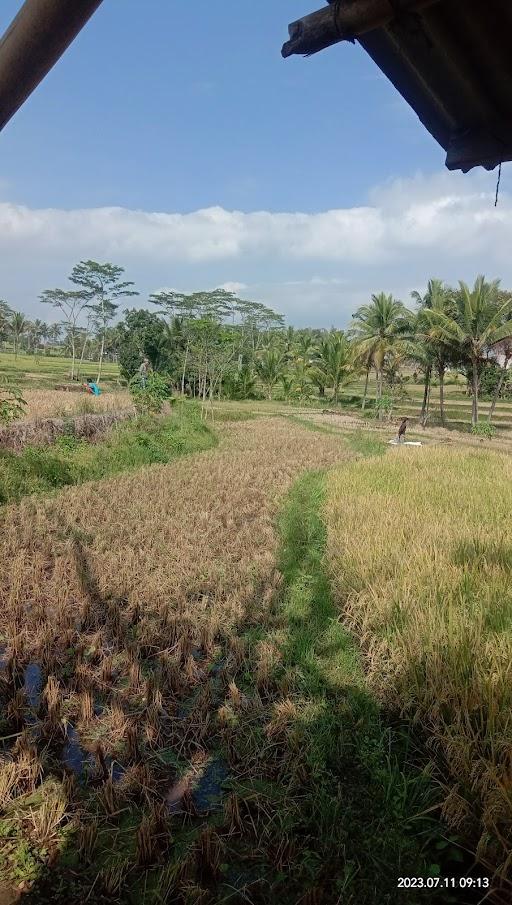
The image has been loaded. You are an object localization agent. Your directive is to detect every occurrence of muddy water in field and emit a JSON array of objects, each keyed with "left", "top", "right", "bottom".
[
  {"left": 23, "top": 662, "right": 43, "bottom": 710},
  {"left": 166, "top": 756, "right": 228, "bottom": 813},
  {"left": 62, "top": 724, "right": 125, "bottom": 783}
]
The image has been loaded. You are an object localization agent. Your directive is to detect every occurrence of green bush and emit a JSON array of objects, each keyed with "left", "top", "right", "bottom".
[
  {"left": 129, "top": 373, "right": 172, "bottom": 415},
  {"left": 0, "top": 381, "right": 26, "bottom": 425},
  {"left": 471, "top": 421, "right": 497, "bottom": 440}
]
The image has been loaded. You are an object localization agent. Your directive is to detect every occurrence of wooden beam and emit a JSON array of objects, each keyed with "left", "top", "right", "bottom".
[
  {"left": 282, "top": 0, "right": 442, "bottom": 58},
  {"left": 0, "top": 0, "right": 104, "bottom": 132}
]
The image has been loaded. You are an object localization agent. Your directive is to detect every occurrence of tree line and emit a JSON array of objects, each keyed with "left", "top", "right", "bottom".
[{"left": 2, "top": 262, "right": 512, "bottom": 427}]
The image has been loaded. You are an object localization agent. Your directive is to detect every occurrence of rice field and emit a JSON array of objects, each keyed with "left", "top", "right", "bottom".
[
  {"left": 5, "top": 418, "right": 405, "bottom": 904},
  {"left": 1, "top": 407, "right": 511, "bottom": 903},
  {"left": 0, "top": 352, "right": 120, "bottom": 388},
  {"left": 19, "top": 389, "right": 132, "bottom": 422},
  {"left": 325, "top": 447, "right": 512, "bottom": 889}
]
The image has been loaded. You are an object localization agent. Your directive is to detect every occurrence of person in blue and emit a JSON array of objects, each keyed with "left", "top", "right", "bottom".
[{"left": 84, "top": 378, "right": 101, "bottom": 396}]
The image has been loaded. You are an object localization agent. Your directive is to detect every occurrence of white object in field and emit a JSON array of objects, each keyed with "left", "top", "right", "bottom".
[{"left": 388, "top": 439, "right": 422, "bottom": 446}]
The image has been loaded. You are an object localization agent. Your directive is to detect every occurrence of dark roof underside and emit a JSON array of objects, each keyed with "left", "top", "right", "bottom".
[
  {"left": 283, "top": 0, "right": 512, "bottom": 173},
  {"left": 358, "top": 0, "right": 512, "bottom": 172}
]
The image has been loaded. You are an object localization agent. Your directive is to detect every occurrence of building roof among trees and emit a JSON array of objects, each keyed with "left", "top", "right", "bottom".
[{"left": 282, "top": 0, "right": 512, "bottom": 173}]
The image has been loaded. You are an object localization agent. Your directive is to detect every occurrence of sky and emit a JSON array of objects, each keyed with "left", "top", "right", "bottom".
[{"left": 1, "top": 0, "right": 511, "bottom": 327}]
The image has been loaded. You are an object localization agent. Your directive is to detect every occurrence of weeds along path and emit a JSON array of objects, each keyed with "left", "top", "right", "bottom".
[{"left": 1, "top": 417, "right": 372, "bottom": 904}]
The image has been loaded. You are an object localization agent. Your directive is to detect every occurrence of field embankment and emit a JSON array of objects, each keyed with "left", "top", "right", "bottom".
[
  {"left": 0, "top": 409, "right": 134, "bottom": 452},
  {"left": 0, "top": 406, "right": 213, "bottom": 505},
  {"left": 325, "top": 447, "right": 512, "bottom": 891}
]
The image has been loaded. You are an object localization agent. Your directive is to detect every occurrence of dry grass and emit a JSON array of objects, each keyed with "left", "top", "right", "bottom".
[
  {"left": 325, "top": 446, "right": 512, "bottom": 879},
  {"left": 0, "top": 419, "right": 348, "bottom": 650},
  {"left": 0, "top": 417, "right": 353, "bottom": 900},
  {"left": 20, "top": 389, "right": 132, "bottom": 422}
]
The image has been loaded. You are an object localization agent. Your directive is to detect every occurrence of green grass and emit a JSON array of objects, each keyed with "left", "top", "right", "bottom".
[
  {"left": 0, "top": 351, "right": 120, "bottom": 387},
  {"left": 0, "top": 404, "right": 215, "bottom": 505},
  {"left": 212, "top": 464, "right": 461, "bottom": 903}
]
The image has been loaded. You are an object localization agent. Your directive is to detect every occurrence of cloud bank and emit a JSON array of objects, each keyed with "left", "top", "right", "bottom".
[{"left": 1, "top": 170, "right": 510, "bottom": 327}]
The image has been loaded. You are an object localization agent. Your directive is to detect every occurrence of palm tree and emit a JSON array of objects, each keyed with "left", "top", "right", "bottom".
[
  {"left": 0, "top": 300, "right": 12, "bottom": 346},
  {"left": 47, "top": 323, "right": 62, "bottom": 349},
  {"left": 412, "top": 279, "right": 454, "bottom": 425},
  {"left": 10, "top": 311, "right": 28, "bottom": 359},
  {"left": 351, "top": 292, "right": 411, "bottom": 414},
  {"left": 313, "top": 331, "right": 355, "bottom": 404},
  {"left": 255, "top": 347, "right": 285, "bottom": 400},
  {"left": 424, "top": 276, "right": 512, "bottom": 426},
  {"left": 488, "top": 337, "right": 512, "bottom": 424}
]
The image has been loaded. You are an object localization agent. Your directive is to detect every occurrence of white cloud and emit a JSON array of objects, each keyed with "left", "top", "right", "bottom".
[
  {"left": 1, "top": 169, "right": 511, "bottom": 326},
  {"left": 219, "top": 281, "right": 248, "bottom": 293}
]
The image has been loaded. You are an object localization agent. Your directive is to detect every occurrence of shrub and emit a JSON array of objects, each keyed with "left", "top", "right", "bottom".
[
  {"left": 0, "top": 381, "right": 26, "bottom": 426},
  {"left": 129, "top": 373, "right": 172, "bottom": 415},
  {"left": 471, "top": 421, "right": 496, "bottom": 440}
]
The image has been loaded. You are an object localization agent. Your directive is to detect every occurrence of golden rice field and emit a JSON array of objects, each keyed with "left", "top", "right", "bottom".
[
  {"left": 325, "top": 446, "right": 512, "bottom": 882},
  {"left": 2, "top": 410, "right": 512, "bottom": 903},
  {"left": 19, "top": 388, "right": 132, "bottom": 422}
]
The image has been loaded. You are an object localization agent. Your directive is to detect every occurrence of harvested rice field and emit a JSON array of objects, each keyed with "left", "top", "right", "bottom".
[
  {"left": 19, "top": 389, "right": 132, "bottom": 422},
  {"left": 0, "top": 414, "right": 509, "bottom": 904}
]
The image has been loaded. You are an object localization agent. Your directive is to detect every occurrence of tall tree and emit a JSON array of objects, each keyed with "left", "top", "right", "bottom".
[
  {"left": 10, "top": 311, "right": 28, "bottom": 359},
  {"left": 0, "top": 300, "right": 12, "bottom": 345},
  {"left": 424, "top": 276, "right": 512, "bottom": 426},
  {"left": 69, "top": 261, "right": 139, "bottom": 383},
  {"left": 351, "top": 293, "right": 411, "bottom": 414},
  {"left": 40, "top": 288, "right": 90, "bottom": 379},
  {"left": 487, "top": 338, "right": 512, "bottom": 423},
  {"left": 412, "top": 279, "right": 454, "bottom": 425},
  {"left": 255, "top": 347, "right": 285, "bottom": 400},
  {"left": 313, "top": 331, "right": 355, "bottom": 404}
]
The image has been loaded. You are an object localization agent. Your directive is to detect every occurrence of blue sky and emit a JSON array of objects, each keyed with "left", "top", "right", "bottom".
[{"left": 0, "top": 0, "right": 511, "bottom": 325}]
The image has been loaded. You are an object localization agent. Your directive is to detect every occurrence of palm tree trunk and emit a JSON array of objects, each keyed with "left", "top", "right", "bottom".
[
  {"left": 361, "top": 366, "right": 370, "bottom": 412},
  {"left": 488, "top": 357, "right": 510, "bottom": 423},
  {"left": 438, "top": 365, "right": 445, "bottom": 425},
  {"left": 376, "top": 367, "right": 384, "bottom": 419},
  {"left": 420, "top": 365, "right": 431, "bottom": 426},
  {"left": 471, "top": 358, "right": 479, "bottom": 426},
  {"left": 181, "top": 339, "right": 190, "bottom": 395}
]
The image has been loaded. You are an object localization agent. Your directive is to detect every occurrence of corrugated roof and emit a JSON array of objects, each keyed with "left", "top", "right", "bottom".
[{"left": 282, "top": 0, "right": 512, "bottom": 173}]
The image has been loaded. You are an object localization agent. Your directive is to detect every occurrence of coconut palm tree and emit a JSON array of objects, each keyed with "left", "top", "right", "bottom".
[
  {"left": 255, "top": 347, "right": 285, "bottom": 400},
  {"left": 412, "top": 279, "right": 455, "bottom": 425},
  {"left": 424, "top": 276, "right": 512, "bottom": 426},
  {"left": 351, "top": 292, "right": 411, "bottom": 413},
  {"left": 0, "top": 300, "right": 12, "bottom": 346},
  {"left": 10, "top": 311, "right": 28, "bottom": 359},
  {"left": 488, "top": 337, "right": 512, "bottom": 424},
  {"left": 313, "top": 331, "right": 355, "bottom": 404}
]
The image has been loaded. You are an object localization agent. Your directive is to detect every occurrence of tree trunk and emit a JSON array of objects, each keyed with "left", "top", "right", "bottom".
[
  {"left": 376, "top": 368, "right": 383, "bottom": 419},
  {"left": 70, "top": 333, "right": 76, "bottom": 380},
  {"left": 97, "top": 331, "right": 105, "bottom": 384},
  {"left": 77, "top": 333, "right": 89, "bottom": 380},
  {"left": 471, "top": 358, "right": 479, "bottom": 426},
  {"left": 438, "top": 365, "right": 445, "bottom": 425},
  {"left": 361, "top": 366, "right": 370, "bottom": 412},
  {"left": 488, "top": 357, "right": 510, "bottom": 423},
  {"left": 420, "top": 365, "right": 431, "bottom": 427},
  {"left": 181, "top": 339, "right": 190, "bottom": 395}
]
